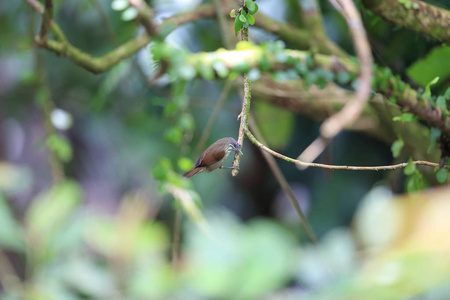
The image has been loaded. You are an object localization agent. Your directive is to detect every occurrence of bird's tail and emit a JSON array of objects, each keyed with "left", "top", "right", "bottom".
[{"left": 183, "top": 168, "right": 202, "bottom": 178}]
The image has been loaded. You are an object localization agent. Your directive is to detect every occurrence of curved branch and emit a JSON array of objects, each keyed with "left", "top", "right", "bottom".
[
  {"left": 362, "top": 0, "right": 450, "bottom": 43},
  {"left": 26, "top": 1, "right": 346, "bottom": 73},
  {"left": 298, "top": 0, "right": 373, "bottom": 164},
  {"left": 244, "top": 126, "right": 444, "bottom": 170}
]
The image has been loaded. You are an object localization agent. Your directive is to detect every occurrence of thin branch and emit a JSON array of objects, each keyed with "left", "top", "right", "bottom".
[
  {"left": 31, "top": 7, "right": 65, "bottom": 182},
  {"left": 249, "top": 115, "right": 318, "bottom": 244},
  {"left": 129, "top": 0, "right": 158, "bottom": 36},
  {"left": 231, "top": 28, "right": 250, "bottom": 176},
  {"left": 298, "top": 0, "right": 373, "bottom": 166},
  {"left": 244, "top": 126, "right": 445, "bottom": 170},
  {"left": 39, "top": 0, "right": 53, "bottom": 42}
]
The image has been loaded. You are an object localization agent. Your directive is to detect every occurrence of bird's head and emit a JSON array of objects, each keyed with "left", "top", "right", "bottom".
[{"left": 226, "top": 138, "right": 243, "bottom": 156}]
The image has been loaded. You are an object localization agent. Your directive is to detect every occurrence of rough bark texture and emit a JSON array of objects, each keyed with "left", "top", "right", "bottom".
[{"left": 362, "top": 0, "right": 450, "bottom": 43}]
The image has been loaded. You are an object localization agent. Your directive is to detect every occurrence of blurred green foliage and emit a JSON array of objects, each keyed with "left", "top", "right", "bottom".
[{"left": 1, "top": 0, "right": 450, "bottom": 299}]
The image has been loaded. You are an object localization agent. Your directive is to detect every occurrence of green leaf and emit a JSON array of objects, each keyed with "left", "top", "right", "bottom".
[
  {"left": 248, "top": 2, "right": 258, "bottom": 14},
  {"left": 0, "top": 162, "right": 33, "bottom": 195},
  {"left": 239, "top": 14, "right": 247, "bottom": 23},
  {"left": 0, "top": 194, "right": 24, "bottom": 251},
  {"left": 198, "top": 63, "right": 214, "bottom": 80},
  {"left": 436, "top": 168, "right": 448, "bottom": 183},
  {"left": 164, "top": 127, "right": 183, "bottom": 145},
  {"left": 111, "top": 0, "right": 128, "bottom": 11},
  {"left": 436, "top": 96, "right": 448, "bottom": 117},
  {"left": 247, "top": 14, "right": 255, "bottom": 25},
  {"left": 46, "top": 133, "right": 73, "bottom": 162},
  {"left": 234, "top": 17, "right": 243, "bottom": 36},
  {"left": 398, "top": 0, "right": 412, "bottom": 9},
  {"left": 391, "top": 139, "right": 404, "bottom": 158},
  {"left": 178, "top": 65, "right": 196, "bottom": 80},
  {"left": 406, "top": 171, "right": 428, "bottom": 192},
  {"left": 423, "top": 76, "right": 439, "bottom": 99},
  {"left": 258, "top": 55, "right": 272, "bottom": 72},
  {"left": 245, "top": 0, "right": 256, "bottom": 13},
  {"left": 178, "top": 158, "right": 194, "bottom": 172},
  {"left": 392, "top": 113, "right": 417, "bottom": 123},
  {"left": 336, "top": 71, "right": 351, "bottom": 84},
  {"left": 178, "top": 113, "right": 195, "bottom": 131},
  {"left": 121, "top": 7, "right": 138, "bottom": 21},
  {"left": 428, "top": 128, "right": 441, "bottom": 153},
  {"left": 152, "top": 158, "right": 173, "bottom": 181},
  {"left": 230, "top": 9, "right": 236, "bottom": 18},
  {"left": 213, "top": 61, "right": 229, "bottom": 78},
  {"left": 404, "top": 159, "right": 416, "bottom": 175},
  {"left": 185, "top": 214, "right": 295, "bottom": 299},
  {"left": 407, "top": 46, "right": 450, "bottom": 87},
  {"left": 26, "top": 181, "right": 82, "bottom": 248}
]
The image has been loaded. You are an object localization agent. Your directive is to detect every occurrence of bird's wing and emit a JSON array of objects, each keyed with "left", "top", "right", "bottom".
[
  {"left": 195, "top": 150, "right": 226, "bottom": 168},
  {"left": 194, "top": 151, "right": 207, "bottom": 168}
]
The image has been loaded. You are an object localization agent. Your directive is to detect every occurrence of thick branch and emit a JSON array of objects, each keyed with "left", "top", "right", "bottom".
[
  {"left": 182, "top": 47, "right": 450, "bottom": 136},
  {"left": 35, "top": 34, "right": 151, "bottom": 74},
  {"left": 382, "top": 78, "right": 450, "bottom": 136},
  {"left": 28, "top": 4, "right": 215, "bottom": 74},
  {"left": 26, "top": 1, "right": 346, "bottom": 74},
  {"left": 362, "top": 0, "right": 450, "bottom": 43}
]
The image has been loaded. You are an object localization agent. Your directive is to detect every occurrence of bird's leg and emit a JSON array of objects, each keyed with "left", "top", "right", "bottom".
[{"left": 220, "top": 166, "right": 240, "bottom": 170}]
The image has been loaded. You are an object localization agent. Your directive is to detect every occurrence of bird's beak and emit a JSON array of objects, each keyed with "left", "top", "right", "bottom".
[{"left": 236, "top": 147, "right": 243, "bottom": 156}]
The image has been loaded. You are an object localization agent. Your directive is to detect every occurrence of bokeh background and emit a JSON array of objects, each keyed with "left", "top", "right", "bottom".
[{"left": 1, "top": 0, "right": 450, "bottom": 299}]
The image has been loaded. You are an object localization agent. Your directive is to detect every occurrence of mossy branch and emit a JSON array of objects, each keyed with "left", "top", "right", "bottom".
[
  {"left": 231, "top": 27, "right": 251, "bottom": 176},
  {"left": 26, "top": 1, "right": 346, "bottom": 74},
  {"left": 362, "top": 0, "right": 450, "bottom": 43}
]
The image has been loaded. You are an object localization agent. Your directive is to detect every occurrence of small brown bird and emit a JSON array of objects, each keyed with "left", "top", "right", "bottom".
[{"left": 183, "top": 137, "right": 243, "bottom": 178}]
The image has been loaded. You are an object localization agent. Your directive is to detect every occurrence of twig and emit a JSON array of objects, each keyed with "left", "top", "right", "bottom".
[
  {"left": 249, "top": 116, "right": 318, "bottom": 244},
  {"left": 194, "top": 80, "right": 233, "bottom": 156},
  {"left": 129, "top": 0, "right": 158, "bottom": 36},
  {"left": 298, "top": 0, "right": 373, "bottom": 166},
  {"left": 231, "top": 27, "right": 251, "bottom": 176},
  {"left": 31, "top": 4, "right": 65, "bottom": 182},
  {"left": 245, "top": 126, "right": 445, "bottom": 170},
  {"left": 39, "top": 0, "right": 53, "bottom": 42}
]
